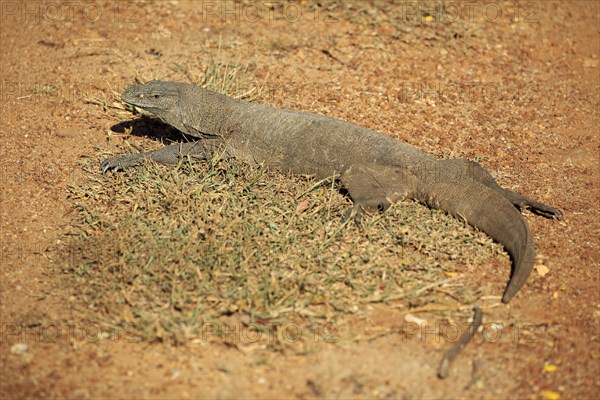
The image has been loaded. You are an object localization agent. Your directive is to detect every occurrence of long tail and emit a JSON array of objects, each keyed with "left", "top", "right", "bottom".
[{"left": 417, "top": 177, "right": 535, "bottom": 303}]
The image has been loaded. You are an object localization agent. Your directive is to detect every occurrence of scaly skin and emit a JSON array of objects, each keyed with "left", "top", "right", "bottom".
[{"left": 102, "top": 81, "right": 562, "bottom": 303}]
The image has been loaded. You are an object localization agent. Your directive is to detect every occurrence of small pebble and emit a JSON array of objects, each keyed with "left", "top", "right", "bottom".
[
  {"left": 404, "top": 314, "right": 427, "bottom": 325},
  {"left": 10, "top": 343, "right": 28, "bottom": 354}
]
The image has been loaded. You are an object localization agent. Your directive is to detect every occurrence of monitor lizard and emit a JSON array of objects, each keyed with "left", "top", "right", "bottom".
[{"left": 101, "top": 80, "right": 562, "bottom": 304}]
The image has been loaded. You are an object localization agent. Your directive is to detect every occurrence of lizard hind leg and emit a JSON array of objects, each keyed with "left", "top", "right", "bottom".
[
  {"left": 440, "top": 159, "right": 563, "bottom": 220},
  {"left": 339, "top": 163, "right": 418, "bottom": 226}
]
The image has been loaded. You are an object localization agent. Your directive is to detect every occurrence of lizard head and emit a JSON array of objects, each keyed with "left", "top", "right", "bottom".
[
  {"left": 122, "top": 80, "right": 179, "bottom": 112},
  {"left": 121, "top": 80, "right": 227, "bottom": 138},
  {"left": 121, "top": 80, "right": 191, "bottom": 132}
]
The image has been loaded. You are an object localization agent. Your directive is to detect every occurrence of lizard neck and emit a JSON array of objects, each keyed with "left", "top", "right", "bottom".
[{"left": 158, "top": 84, "right": 242, "bottom": 138}]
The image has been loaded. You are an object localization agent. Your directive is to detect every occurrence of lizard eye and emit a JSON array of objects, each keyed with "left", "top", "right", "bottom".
[{"left": 153, "top": 94, "right": 160, "bottom": 99}]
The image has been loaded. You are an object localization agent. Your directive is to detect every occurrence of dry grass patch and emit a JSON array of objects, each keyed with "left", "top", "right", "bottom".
[{"left": 63, "top": 154, "right": 500, "bottom": 344}]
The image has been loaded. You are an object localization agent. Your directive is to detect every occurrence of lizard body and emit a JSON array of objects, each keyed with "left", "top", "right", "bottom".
[{"left": 102, "top": 81, "right": 562, "bottom": 303}]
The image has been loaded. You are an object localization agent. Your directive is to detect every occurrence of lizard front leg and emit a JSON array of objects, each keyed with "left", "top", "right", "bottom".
[
  {"left": 339, "top": 163, "right": 418, "bottom": 226},
  {"left": 100, "top": 140, "right": 216, "bottom": 174}
]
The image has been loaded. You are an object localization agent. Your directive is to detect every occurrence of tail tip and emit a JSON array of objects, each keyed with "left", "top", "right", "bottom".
[{"left": 502, "top": 288, "right": 516, "bottom": 303}]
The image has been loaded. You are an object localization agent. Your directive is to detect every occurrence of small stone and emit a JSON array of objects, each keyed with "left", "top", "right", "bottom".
[
  {"left": 10, "top": 343, "right": 28, "bottom": 354},
  {"left": 404, "top": 313, "right": 427, "bottom": 325},
  {"left": 535, "top": 264, "right": 550, "bottom": 277}
]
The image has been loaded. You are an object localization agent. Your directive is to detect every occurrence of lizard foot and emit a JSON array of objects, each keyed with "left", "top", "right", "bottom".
[
  {"left": 342, "top": 204, "right": 365, "bottom": 228},
  {"left": 100, "top": 154, "right": 144, "bottom": 174},
  {"left": 530, "top": 205, "right": 563, "bottom": 220},
  {"left": 517, "top": 200, "right": 563, "bottom": 220}
]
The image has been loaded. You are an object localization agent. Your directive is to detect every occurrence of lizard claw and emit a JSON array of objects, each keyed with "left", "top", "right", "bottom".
[
  {"left": 100, "top": 159, "right": 121, "bottom": 174},
  {"left": 100, "top": 160, "right": 112, "bottom": 174},
  {"left": 549, "top": 210, "right": 563, "bottom": 221}
]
